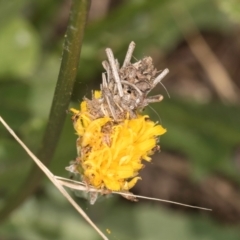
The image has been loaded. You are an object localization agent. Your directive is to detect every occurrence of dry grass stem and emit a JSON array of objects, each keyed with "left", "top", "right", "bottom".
[
  {"left": 170, "top": 4, "right": 239, "bottom": 103},
  {"left": 0, "top": 116, "right": 108, "bottom": 240},
  {"left": 55, "top": 177, "right": 212, "bottom": 211}
]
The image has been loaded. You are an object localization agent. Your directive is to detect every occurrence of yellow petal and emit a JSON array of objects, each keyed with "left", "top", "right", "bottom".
[
  {"left": 94, "top": 90, "right": 102, "bottom": 99},
  {"left": 72, "top": 100, "right": 166, "bottom": 191},
  {"left": 123, "top": 177, "right": 141, "bottom": 190}
]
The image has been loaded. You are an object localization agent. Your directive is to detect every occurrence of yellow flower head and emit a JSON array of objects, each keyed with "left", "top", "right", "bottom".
[
  {"left": 70, "top": 93, "right": 166, "bottom": 191},
  {"left": 67, "top": 42, "right": 168, "bottom": 194}
]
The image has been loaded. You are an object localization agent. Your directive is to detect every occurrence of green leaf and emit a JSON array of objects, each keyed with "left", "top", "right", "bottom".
[
  {"left": 0, "top": 17, "right": 40, "bottom": 78},
  {"left": 217, "top": 0, "right": 240, "bottom": 23}
]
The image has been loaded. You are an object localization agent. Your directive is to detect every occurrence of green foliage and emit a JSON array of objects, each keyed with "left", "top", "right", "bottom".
[
  {"left": 1, "top": 185, "right": 240, "bottom": 239},
  {"left": 0, "top": 17, "right": 40, "bottom": 78},
  {"left": 217, "top": 0, "right": 240, "bottom": 23},
  {"left": 152, "top": 98, "right": 240, "bottom": 181}
]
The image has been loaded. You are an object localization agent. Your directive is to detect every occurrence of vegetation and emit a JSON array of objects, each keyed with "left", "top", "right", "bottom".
[{"left": 0, "top": 0, "right": 240, "bottom": 239}]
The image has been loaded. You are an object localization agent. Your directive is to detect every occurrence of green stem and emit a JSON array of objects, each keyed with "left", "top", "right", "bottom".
[{"left": 0, "top": 0, "right": 91, "bottom": 222}]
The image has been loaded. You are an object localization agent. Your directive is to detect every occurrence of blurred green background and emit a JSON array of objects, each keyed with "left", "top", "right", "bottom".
[{"left": 1, "top": 0, "right": 240, "bottom": 239}]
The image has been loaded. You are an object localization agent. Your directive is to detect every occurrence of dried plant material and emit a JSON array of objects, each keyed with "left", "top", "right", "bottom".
[
  {"left": 55, "top": 176, "right": 212, "bottom": 211},
  {"left": 0, "top": 117, "right": 109, "bottom": 240},
  {"left": 0, "top": 42, "right": 212, "bottom": 240},
  {"left": 170, "top": 4, "right": 239, "bottom": 103},
  {"left": 68, "top": 42, "right": 168, "bottom": 203}
]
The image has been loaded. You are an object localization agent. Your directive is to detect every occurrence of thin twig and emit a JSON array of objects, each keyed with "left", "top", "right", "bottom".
[
  {"left": 170, "top": 4, "right": 239, "bottom": 103},
  {"left": 102, "top": 73, "right": 117, "bottom": 119},
  {"left": 153, "top": 68, "right": 170, "bottom": 87},
  {"left": 118, "top": 192, "right": 212, "bottom": 211},
  {"left": 105, "top": 48, "right": 123, "bottom": 97},
  {"left": 146, "top": 68, "right": 169, "bottom": 96},
  {"left": 55, "top": 176, "right": 212, "bottom": 211},
  {"left": 102, "top": 61, "right": 110, "bottom": 83},
  {"left": 0, "top": 116, "right": 108, "bottom": 240},
  {"left": 122, "top": 41, "right": 136, "bottom": 68},
  {"left": 145, "top": 95, "right": 164, "bottom": 103}
]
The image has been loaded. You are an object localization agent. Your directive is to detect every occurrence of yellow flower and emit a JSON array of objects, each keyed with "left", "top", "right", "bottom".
[
  {"left": 70, "top": 91, "right": 166, "bottom": 191},
  {"left": 68, "top": 42, "right": 169, "bottom": 196}
]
